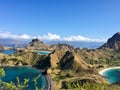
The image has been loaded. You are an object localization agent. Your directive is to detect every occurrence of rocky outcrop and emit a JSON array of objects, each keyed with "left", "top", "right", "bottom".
[
  {"left": 26, "top": 38, "right": 49, "bottom": 50},
  {"left": 100, "top": 32, "right": 120, "bottom": 51}
]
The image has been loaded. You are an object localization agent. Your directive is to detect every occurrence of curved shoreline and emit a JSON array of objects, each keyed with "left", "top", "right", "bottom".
[
  {"left": 99, "top": 67, "right": 120, "bottom": 75},
  {"left": 39, "top": 70, "right": 53, "bottom": 90},
  {"left": 0, "top": 66, "right": 53, "bottom": 90}
]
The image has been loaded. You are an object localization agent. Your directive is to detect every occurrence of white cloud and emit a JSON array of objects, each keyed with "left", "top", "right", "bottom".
[
  {"left": 0, "top": 31, "right": 31, "bottom": 39},
  {"left": 37, "top": 33, "right": 61, "bottom": 40},
  {"left": 63, "top": 35, "right": 107, "bottom": 42},
  {"left": 0, "top": 31, "right": 107, "bottom": 42},
  {"left": 19, "top": 34, "right": 31, "bottom": 39}
]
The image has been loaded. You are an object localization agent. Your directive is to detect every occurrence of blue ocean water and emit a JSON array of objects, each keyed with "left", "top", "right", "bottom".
[
  {"left": 39, "top": 51, "right": 50, "bottom": 55},
  {"left": 0, "top": 66, "right": 46, "bottom": 90},
  {"left": 0, "top": 50, "right": 16, "bottom": 54},
  {"left": 102, "top": 69, "right": 120, "bottom": 84}
]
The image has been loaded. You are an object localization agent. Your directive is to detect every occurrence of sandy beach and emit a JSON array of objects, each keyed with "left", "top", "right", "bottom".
[{"left": 99, "top": 67, "right": 120, "bottom": 75}]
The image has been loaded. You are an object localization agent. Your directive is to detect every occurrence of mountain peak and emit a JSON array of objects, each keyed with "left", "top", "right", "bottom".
[
  {"left": 25, "top": 38, "right": 49, "bottom": 50},
  {"left": 31, "top": 38, "right": 43, "bottom": 43},
  {"left": 116, "top": 32, "right": 120, "bottom": 35},
  {"left": 100, "top": 32, "right": 120, "bottom": 50}
]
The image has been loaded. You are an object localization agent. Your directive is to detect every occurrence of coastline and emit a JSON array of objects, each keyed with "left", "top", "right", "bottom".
[
  {"left": 37, "top": 69, "right": 53, "bottom": 90},
  {"left": 0, "top": 65, "right": 53, "bottom": 90},
  {"left": 99, "top": 67, "right": 120, "bottom": 75}
]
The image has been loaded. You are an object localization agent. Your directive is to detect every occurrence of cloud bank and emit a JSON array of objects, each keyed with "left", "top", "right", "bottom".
[
  {"left": 0, "top": 31, "right": 31, "bottom": 39},
  {"left": 37, "top": 33, "right": 61, "bottom": 40},
  {"left": 0, "top": 31, "right": 107, "bottom": 42}
]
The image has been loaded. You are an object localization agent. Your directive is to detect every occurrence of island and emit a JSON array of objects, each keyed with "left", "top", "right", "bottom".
[{"left": 1, "top": 32, "right": 120, "bottom": 90}]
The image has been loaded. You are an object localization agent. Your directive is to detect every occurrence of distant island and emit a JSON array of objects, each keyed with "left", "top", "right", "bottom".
[{"left": 1, "top": 32, "right": 120, "bottom": 90}]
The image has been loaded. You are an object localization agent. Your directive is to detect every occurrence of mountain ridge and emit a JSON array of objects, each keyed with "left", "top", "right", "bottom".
[{"left": 100, "top": 32, "right": 120, "bottom": 50}]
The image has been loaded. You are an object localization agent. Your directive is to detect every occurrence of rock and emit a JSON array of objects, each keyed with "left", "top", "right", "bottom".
[
  {"left": 100, "top": 32, "right": 120, "bottom": 50},
  {"left": 26, "top": 38, "right": 49, "bottom": 50}
]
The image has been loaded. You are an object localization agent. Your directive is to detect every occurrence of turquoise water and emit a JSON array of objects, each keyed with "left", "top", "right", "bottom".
[
  {"left": 0, "top": 66, "right": 46, "bottom": 90},
  {"left": 39, "top": 51, "right": 50, "bottom": 55},
  {"left": 0, "top": 50, "right": 16, "bottom": 54},
  {"left": 102, "top": 69, "right": 120, "bottom": 84}
]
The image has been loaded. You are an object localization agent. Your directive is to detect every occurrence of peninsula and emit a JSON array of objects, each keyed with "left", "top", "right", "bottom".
[{"left": 1, "top": 32, "right": 120, "bottom": 90}]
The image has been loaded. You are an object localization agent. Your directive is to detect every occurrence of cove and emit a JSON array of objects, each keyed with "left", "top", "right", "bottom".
[
  {"left": 99, "top": 67, "right": 120, "bottom": 84},
  {"left": 0, "top": 66, "right": 46, "bottom": 90}
]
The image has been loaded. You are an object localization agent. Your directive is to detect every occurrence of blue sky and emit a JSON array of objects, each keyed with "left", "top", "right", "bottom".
[{"left": 0, "top": 0, "right": 120, "bottom": 42}]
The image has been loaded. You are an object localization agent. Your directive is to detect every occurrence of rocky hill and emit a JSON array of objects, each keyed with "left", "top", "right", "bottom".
[
  {"left": 2, "top": 32, "right": 120, "bottom": 90},
  {"left": 26, "top": 39, "right": 75, "bottom": 51},
  {"left": 26, "top": 38, "right": 49, "bottom": 50},
  {"left": 50, "top": 43, "right": 74, "bottom": 51},
  {"left": 100, "top": 32, "right": 120, "bottom": 51},
  {"left": 34, "top": 50, "right": 89, "bottom": 73},
  {"left": 0, "top": 44, "right": 12, "bottom": 50}
]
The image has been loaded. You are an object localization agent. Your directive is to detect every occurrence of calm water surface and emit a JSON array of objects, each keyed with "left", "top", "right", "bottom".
[
  {"left": 0, "top": 66, "right": 46, "bottom": 90},
  {"left": 0, "top": 50, "right": 16, "bottom": 54},
  {"left": 102, "top": 68, "right": 120, "bottom": 84},
  {"left": 39, "top": 51, "right": 50, "bottom": 55}
]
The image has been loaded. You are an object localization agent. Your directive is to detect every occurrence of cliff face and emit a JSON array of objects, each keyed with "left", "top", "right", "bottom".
[{"left": 100, "top": 32, "right": 120, "bottom": 50}]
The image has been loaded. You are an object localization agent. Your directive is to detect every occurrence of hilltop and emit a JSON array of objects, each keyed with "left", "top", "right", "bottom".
[
  {"left": 25, "top": 38, "right": 75, "bottom": 51},
  {"left": 100, "top": 32, "right": 120, "bottom": 51},
  {"left": 25, "top": 38, "right": 49, "bottom": 50},
  {"left": 1, "top": 32, "right": 120, "bottom": 90}
]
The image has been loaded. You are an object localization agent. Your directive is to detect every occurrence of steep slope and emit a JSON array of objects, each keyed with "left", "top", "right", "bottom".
[
  {"left": 100, "top": 32, "right": 120, "bottom": 50},
  {"left": 26, "top": 38, "right": 49, "bottom": 50},
  {"left": 34, "top": 50, "right": 88, "bottom": 73},
  {"left": 60, "top": 51, "right": 88, "bottom": 72}
]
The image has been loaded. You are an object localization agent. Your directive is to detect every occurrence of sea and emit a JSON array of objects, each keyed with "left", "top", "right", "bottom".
[
  {"left": 0, "top": 41, "right": 104, "bottom": 55},
  {"left": 102, "top": 68, "right": 120, "bottom": 84},
  {"left": 0, "top": 66, "right": 46, "bottom": 90},
  {"left": 0, "top": 50, "right": 16, "bottom": 54},
  {"left": 0, "top": 41, "right": 104, "bottom": 89}
]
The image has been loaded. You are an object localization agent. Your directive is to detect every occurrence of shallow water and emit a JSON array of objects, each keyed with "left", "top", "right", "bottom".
[
  {"left": 0, "top": 66, "right": 46, "bottom": 90},
  {"left": 0, "top": 50, "right": 16, "bottom": 54},
  {"left": 39, "top": 51, "right": 50, "bottom": 55},
  {"left": 102, "top": 68, "right": 120, "bottom": 83}
]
